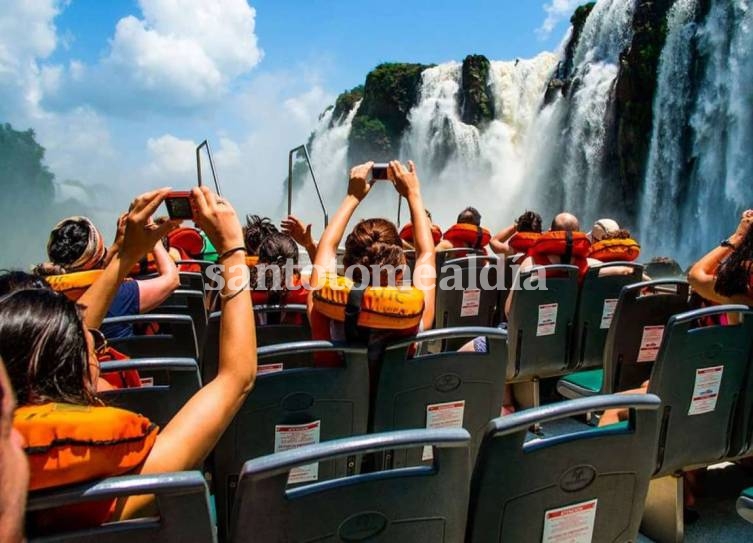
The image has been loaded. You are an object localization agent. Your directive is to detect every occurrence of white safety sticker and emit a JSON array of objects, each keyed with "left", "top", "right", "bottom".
[
  {"left": 537, "top": 303, "right": 558, "bottom": 336},
  {"left": 600, "top": 299, "right": 618, "bottom": 329},
  {"left": 422, "top": 400, "right": 465, "bottom": 461},
  {"left": 139, "top": 377, "right": 154, "bottom": 387},
  {"left": 688, "top": 366, "right": 724, "bottom": 416},
  {"left": 274, "top": 420, "right": 321, "bottom": 484},
  {"left": 258, "top": 363, "right": 284, "bottom": 375},
  {"left": 636, "top": 325, "right": 664, "bottom": 363},
  {"left": 542, "top": 499, "right": 598, "bottom": 543},
  {"left": 461, "top": 288, "right": 481, "bottom": 317}
]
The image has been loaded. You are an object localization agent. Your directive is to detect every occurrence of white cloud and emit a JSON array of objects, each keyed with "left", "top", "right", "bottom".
[
  {"left": 538, "top": 0, "right": 583, "bottom": 38},
  {"left": 51, "top": 0, "right": 263, "bottom": 114}
]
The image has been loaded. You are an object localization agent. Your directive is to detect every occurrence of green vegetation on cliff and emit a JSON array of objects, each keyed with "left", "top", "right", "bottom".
[
  {"left": 460, "top": 54, "right": 494, "bottom": 126},
  {"left": 545, "top": 1, "right": 595, "bottom": 104},
  {"left": 348, "top": 62, "right": 432, "bottom": 164},
  {"left": 614, "top": 0, "right": 674, "bottom": 215},
  {"left": 330, "top": 85, "right": 364, "bottom": 127}
]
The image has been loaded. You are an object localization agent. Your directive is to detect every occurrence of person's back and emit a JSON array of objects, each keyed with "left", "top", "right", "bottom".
[
  {"left": 308, "top": 160, "right": 436, "bottom": 370},
  {"left": 438, "top": 206, "right": 490, "bottom": 252},
  {"left": 5, "top": 187, "right": 257, "bottom": 533},
  {"left": 37, "top": 216, "right": 180, "bottom": 339}
]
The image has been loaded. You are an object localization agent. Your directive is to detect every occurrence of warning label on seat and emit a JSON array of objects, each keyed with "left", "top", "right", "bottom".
[
  {"left": 461, "top": 289, "right": 481, "bottom": 317},
  {"left": 636, "top": 325, "right": 664, "bottom": 362},
  {"left": 542, "top": 499, "right": 598, "bottom": 543},
  {"left": 537, "top": 303, "right": 558, "bottom": 336},
  {"left": 258, "top": 363, "right": 284, "bottom": 375},
  {"left": 600, "top": 299, "right": 618, "bottom": 329},
  {"left": 274, "top": 420, "right": 321, "bottom": 484},
  {"left": 688, "top": 365, "right": 724, "bottom": 416},
  {"left": 422, "top": 400, "right": 465, "bottom": 461}
]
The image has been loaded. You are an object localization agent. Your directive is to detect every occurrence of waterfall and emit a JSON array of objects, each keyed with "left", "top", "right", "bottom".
[
  {"left": 290, "top": 101, "right": 360, "bottom": 228},
  {"left": 639, "top": 0, "right": 753, "bottom": 264},
  {"left": 299, "top": 0, "right": 753, "bottom": 267},
  {"left": 527, "top": 0, "right": 638, "bottom": 224},
  {"left": 639, "top": 0, "right": 699, "bottom": 259}
]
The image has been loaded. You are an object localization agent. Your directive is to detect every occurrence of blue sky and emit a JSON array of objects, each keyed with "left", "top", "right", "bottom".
[{"left": 0, "top": 0, "right": 581, "bottom": 221}]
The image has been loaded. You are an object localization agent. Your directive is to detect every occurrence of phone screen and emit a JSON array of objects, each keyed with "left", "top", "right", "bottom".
[{"left": 166, "top": 197, "right": 193, "bottom": 220}]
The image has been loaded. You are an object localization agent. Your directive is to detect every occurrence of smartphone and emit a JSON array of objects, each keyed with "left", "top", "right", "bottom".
[
  {"left": 371, "top": 163, "right": 390, "bottom": 182},
  {"left": 164, "top": 191, "right": 194, "bottom": 220}
]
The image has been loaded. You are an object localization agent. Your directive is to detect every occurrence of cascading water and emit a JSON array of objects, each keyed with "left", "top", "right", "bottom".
[
  {"left": 638, "top": 0, "right": 753, "bottom": 263},
  {"left": 639, "top": 0, "right": 699, "bottom": 259},
  {"left": 299, "top": 0, "right": 753, "bottom": 266},
  {"left": 527, "top": 0, "right": 637, "bottom": 224}
]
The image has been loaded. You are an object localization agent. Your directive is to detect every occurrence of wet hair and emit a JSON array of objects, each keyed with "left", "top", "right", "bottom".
[
  {"left": 457, "top": 207, "right": 481, "bottom": 227},
  {"left": 47, "top": 221, "right": 90, "bottom": 266},
  {"left": 715, "top": 227, "right": 753, "bottom": 297},
  {"left": 244, "top": 215, "right": 279, "bottom": 256},
  {"left": 0, "top": 289, "right": 98, "bottom": 406},
  {"left": 516, "top": 211, "right": 543, "bottom": 233},
  {"left": 645, "top": 257, "right": 684, "bottom": 280},
  {"left": 0, "top": 271, "right": 50, "bottom": 297},
  {"left": 255, "top": 232, "right": 300, "bottom": 305},
  {"left": 343, "top": 218, "right": 405, "bottom": 285}
]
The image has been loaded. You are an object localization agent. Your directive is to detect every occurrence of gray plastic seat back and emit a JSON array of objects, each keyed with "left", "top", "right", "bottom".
[
  {"left": 213, "top": 341, "right": 370, "bottom": 541},
  {"left": 100, "top": 358, "right": 201, "bottom": 428},
  {"left": 27, "top": 472, "right": 215, "bottom": 542},
  {"left": 467, "top": 394, "right": 661, "bottom": 543},
  {"left": 201, "top": 305, "right": 313, "bottom": 383},
  {"left": 434, "top": 257, "right": 502, "bottom": 351},
  {"left": 506, "top": 265, "right": 579, "bottom": 381},
  {"left": 649, "top": 306, "right": 753, "bottom": 476},
  {"left": 104, "top": 314, "right": 198, "bottom": 359},
  {"left": 373, "top": 327, "right": 507, "bottom": 466},
  {"left": 178, "top": 271, "right": 206, "bottom": 294},
  {"left": 149, "top": 289, "right": 207, "bottom": 342},
  {"left": 603, "top": 280, "right": 691, "bottom": 393},
  {"left": 573, "top": 262, "right": 644, "bottom": 370},
  {"left": 230, "top": 428, "right": 470, "bottom": 543}
]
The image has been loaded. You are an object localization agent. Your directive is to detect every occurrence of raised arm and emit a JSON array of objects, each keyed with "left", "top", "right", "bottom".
[
  {"left": 391, "top": 160, "right": 436, "bottom": 330},
  {"left": 122, "top": 187, "right": 256, "bottom": 517},
  {"left": 689, "top": 210, "right": 753, "bottom": 304},
  {"left": 282, "top": 215, "right": 318, "bottom": 263},
  {"left": 135, "top": 242, "right": 180, "bottom": 313},
  {"left": 490, "top": 224, "right": 516, "bottom": 255},
  {"left": 79, "top": 189, "right": 179, "bottom": 329},
  {"left": 308, "top": 162, "right": 373, "bottom": 312}
]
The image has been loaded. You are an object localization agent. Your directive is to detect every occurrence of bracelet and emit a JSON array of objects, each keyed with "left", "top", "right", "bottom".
[
  {"left": 219, "top": 276, "right": 251, "bottom": 301},
  {"left": 218, "top": 246, "right": 246, "bottom": 261}
]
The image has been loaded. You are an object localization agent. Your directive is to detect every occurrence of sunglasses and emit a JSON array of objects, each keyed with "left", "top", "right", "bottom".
[{"left": 88, "top": 328, "right": 108, "bottom": 355}]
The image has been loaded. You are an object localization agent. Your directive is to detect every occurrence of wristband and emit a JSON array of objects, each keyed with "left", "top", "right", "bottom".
[{"left": 218, "top": 246, "right": 246, "bottom": 261}]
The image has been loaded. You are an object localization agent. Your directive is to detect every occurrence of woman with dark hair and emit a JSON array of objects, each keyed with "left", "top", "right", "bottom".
[
  {"left": 36, "top": 213, "right": 180, "bottom": 339},
  {"left": 244, "top": 214, "right": 279, "bottom": 256},
  {"left": 5, "top": 187, "right": 257, "bottom": 528},
  {"left": 252, "top": 231, "right": 309, "bottom": 307},
  {"left": 0, "top": 271, "right": 50, "bottom": 296},
  {"left": 689, "top": 210, "right": 753, "bottom": 309},
  {"left": 490, "top": 210, "right": 543, "bottom": 256},
  {"left": 308, "top": 160, "right": 436, "bottom": 365}
]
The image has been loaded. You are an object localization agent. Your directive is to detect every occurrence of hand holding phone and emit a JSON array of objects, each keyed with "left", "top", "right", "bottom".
[{"left": 164, "top": 191, "right": 194, "bottom": 220}]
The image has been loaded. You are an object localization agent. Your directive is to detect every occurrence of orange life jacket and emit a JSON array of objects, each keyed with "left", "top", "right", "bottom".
[
  {"left": 399, "top": 223, "right": 443, "bottom": 246},
  {"left": 528, "top": 231, "right": 591, "bottom": 281},
  {"left": 46, "top": 270, "right": 104, "bottom": 301},
  {"left": 167, "top": 227, "right": 204, "bottom": 259},
  {"left": 443, "top": 223, "right": 491, "bottom": 250},
  {"left": 588, "top": 238, "right": 641, "bottom": 262},
  {"left": 508, "top": 231, "right": 541, "bottom": 254},
  {"left": 15, "top": 403, "right": 157, "bottom": 492}
]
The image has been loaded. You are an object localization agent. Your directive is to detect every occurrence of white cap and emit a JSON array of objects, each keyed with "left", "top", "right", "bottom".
[{"left": 589, "top": 218, "right": 620, "bottom": 242}]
